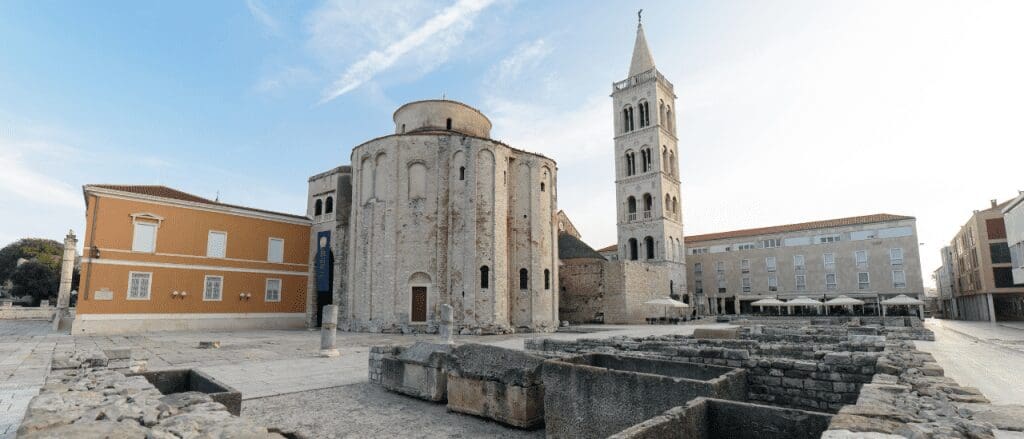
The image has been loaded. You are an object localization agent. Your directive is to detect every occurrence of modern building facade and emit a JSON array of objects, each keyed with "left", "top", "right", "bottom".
[
  {"left": 74, "top": 185, "right": 310, "bottom": 334},
  {"left": 947, "top": 198, "right": 1024, "bottom": 321},
  {"left": 308, "top": 99, "right": 560, "bottom": 334},
  {"left": 684, "top": 214, "right": 924, "bottom": 316},
  {"left": 1003, "top": 192, "right": 1024, "bottom": 285},
  {"left": 934, "top": 245, "right": 956, "bottom": 318}
]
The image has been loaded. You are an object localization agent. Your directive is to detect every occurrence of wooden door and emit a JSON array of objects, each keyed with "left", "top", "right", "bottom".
[{"left": 411, "top": 287, "right": 427, "bottom": 322}]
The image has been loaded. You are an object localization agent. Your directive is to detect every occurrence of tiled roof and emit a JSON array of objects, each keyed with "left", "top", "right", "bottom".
[
  {"left": 86, "top": 185, "right": 308, "bottom": 220},
  {"left": 596, "top": 244, "right": 617, "bottom": 253},
  {"left": 684, "top": 213, "right": 914, "bottom": 244},
  {"left": 558, "top": 233, "right": 606, "bottom": 260}
]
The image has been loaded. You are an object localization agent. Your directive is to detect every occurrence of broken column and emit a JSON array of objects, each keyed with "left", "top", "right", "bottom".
[
  {"left": 440, "top": 303, "right": 454, "bottom": 344},
  {"left": 52, "top": 230, "right": 77, "bottom": 331},
  {"left": 320, "top": 304, "right": 339, "bottom": 357}
]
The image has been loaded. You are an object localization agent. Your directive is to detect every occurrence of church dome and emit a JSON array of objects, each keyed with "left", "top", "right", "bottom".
[{"left": 393, "top": 100, "right": 492, "bottom": 138}]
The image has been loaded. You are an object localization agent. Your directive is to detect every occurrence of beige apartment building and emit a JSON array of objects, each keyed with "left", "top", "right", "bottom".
[
  {"left": 685, "top": 214, "right": 924, "bottom": 316},
  {"left": 948, "top": 198, "right": 1024, "bottom": 322}
]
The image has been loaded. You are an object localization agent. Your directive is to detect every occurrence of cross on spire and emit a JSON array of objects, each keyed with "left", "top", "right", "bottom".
[{"left": 638, "top": 9, "right": 643, "bottom": 25}]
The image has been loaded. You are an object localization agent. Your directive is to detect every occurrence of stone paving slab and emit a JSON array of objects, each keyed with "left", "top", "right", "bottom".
[{"left": 918, "top": 320, "right": 1024, "bottom": 406}]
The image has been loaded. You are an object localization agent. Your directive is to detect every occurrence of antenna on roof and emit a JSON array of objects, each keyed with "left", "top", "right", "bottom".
[
  {"left": 215, "top": 190, "right": 220, "bottom": 202},
  {"left": 441, "top": 91, "right": 446, "bottom": 100}
]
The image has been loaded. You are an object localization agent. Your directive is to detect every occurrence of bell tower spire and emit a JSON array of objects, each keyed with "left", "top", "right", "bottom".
[{"left": 628, "top": 11, "right": 656, "bottom": 77}]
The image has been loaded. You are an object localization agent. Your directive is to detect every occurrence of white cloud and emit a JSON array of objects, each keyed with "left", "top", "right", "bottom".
[
  {"left": 0, "top": 139, "right": 81, "bottom": 208},
  {"left": 245, "top": 0, "right": 281, "bottom": 35},
  {"left": 319, "top": 0, "right": 497, "bottom": 102},
  {"left": 486, "top": 39, "right": 551, "bottom": 87}
]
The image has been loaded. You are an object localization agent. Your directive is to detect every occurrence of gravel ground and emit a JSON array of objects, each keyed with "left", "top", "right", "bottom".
[{"left": 242, "top": 382, "right": 543, "bottom": 439}]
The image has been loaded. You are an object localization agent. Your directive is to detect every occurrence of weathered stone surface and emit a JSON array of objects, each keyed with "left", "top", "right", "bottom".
[
  {"left": 958, "top": 403, "right": 1024, "bottom": 432},
  {"left": 692, "top": 326, "right": 740, "bottom": 339},
  {"left": 197, "top": 341, "right": 220, "bottom": 349},
  {"left": 446, "top": 344, "right": 546, "bottom": 428},
  {"left": 821, "top": 429, "right": 904, "bottom": 438},
  {"left": 448, "top": 343, "right": 545, "bottom": 386}
]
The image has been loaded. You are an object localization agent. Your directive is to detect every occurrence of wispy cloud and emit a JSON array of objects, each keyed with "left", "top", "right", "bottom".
[
  {"left": 245, "top": 0, "right": 280, "bottom": 35},
  {"left": 319, "top": 0, "right": 496, "bottom": 103},
  {"left": 0, "top": 139, "right": 81, "bottom": 208},
  {"left": 486, "top": 39, "right": 552, "bottom": 87},
  {"left": 254, "top": 66, "right": 318, "bottom": 94}
]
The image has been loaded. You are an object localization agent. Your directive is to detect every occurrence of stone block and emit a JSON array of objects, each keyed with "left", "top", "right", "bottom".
[
  {"left": 823, "top": 352, "right": 852, "bottom": 365},
  {"left": 198, "top": 341, "right": 220, "bottom": 349},
  {"left": 446, "top": 344, "right": 546, "bottom": 428},
  {"left": 609, "top": 398, "right": 833, "bottom": 439},
  {"left": 692, "top": 326, "right": 740, "bottom": 339},
  {"left": 379, "top": 342, "right": 452, "bottom": 402}
]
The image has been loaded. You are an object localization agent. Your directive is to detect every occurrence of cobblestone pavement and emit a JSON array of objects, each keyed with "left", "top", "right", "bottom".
[
  {"left": 917, "top": 319, "right": 1024, "bottom": 405},
  {"left": 0, "top": 319, "right": 714, "bottom": 437}
]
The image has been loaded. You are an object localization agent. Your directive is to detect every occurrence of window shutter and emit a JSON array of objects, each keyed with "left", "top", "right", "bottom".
[{"left": 132, "top": 223, "right": 156, "bottom": 252}]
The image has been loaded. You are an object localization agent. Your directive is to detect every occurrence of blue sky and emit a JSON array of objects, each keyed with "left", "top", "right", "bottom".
[{"left": 2, "top": 0, "right": 1023, "bottom": 287}]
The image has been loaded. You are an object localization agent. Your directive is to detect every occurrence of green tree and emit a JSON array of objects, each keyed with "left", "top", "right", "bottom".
[
  {"left": 10, "top": 261, "right": 59, "bottom": 305},
  {"left": 0, "top": 238, "right": 63, "bottom": 282}
]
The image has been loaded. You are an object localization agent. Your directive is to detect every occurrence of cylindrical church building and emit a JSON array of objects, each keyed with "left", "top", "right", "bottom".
[{"left": 345, "top": 100, "right": 559, "bottom": 334}]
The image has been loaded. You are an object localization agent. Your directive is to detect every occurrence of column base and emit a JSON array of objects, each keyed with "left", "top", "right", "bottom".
[{"left": 320, "top": 349, "right": 340, "bottom": 357}]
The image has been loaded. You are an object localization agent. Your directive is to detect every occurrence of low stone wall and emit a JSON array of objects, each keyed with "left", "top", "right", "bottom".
[
  {"left": 609, "top": 397, "right": 833, "bottom": 439},
  {"left": 378, "top": 342, "right": 451, "bottom": 402},
  {"left": 542, "top": 354, "right": 746, "bottom": 439},
  {"left": 368, "top": 345, "right": 402, "bottom": 385},
  {"left": 18, "top": 350, "right": 294, "bottom": 438},
  {"left": 527, "top": 334, "right": 881, "bottom": 413},
  {"left": 0, "top": 305, "right": 55, "bottom": 320}
]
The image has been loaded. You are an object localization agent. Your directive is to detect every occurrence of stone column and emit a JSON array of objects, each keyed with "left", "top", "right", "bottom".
[
  {"left": 734, "top": 296, "right": 740, "bottom": 315},
  {"left": 53, "top": 230, "right": 77, "bottom": 330},
  {"left": 440, "top": 303, "right": 454, "bottom": 344},
  {"left": 319, "top": 304, "right": 339, "bottom": 357}
]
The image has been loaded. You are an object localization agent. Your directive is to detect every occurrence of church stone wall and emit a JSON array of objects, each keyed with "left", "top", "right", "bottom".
[{"left": 341, "top": 101, "right": 558, "bottom": 334}]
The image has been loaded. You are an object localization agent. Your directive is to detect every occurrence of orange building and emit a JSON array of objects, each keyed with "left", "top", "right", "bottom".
[{"left": 73, "top": 185, "right": 311, "bottom": 334}]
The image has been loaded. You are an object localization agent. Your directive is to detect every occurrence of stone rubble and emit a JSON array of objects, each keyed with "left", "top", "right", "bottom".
[{"left": 17, "top": 349, "right": 297, "bottom": 438}]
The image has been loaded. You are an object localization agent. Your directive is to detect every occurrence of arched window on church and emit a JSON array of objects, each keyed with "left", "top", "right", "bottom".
[
  {"left": 628, "top": 238, "right": 638, "bottom": 261},
  {"left": 622, "top": 106, "right": 635, "bottom": 133},
  {"left": 627, "top": 196, "right": 637, "bottom": 221},
  {"left": 459, "top": 166, "right": 466, "bottom": 181},
  {"left": 314, "top": 199, "right": 323, "bottom": 216},
  {"left": 640, "top": 148, "right": 652, "bottom": 172},
  {"left": 665, "top": 194, "right": 671, "bottom": 218},
  {"left": 643, "top": 193, "right": 653, "bottom": 219},
  {"left": 519, "top": 268, "right": 529, "bottom": 290},
  {"left": 638, "top": 101, "right": 650, "bottom": 128},
  {"left": 325, "top": 196, "right": 334, "bottom": 214},
  {"left": 540, "top": 182, "right": 545, "bottom": 192},
  {"left": 669, "top": 150, "right": 675, "bottom": 176},
  {"left": 446, "top": 118, "right": 452, "bottom": 130},
  {"left": 662, "top": 146, "right": 669, "bottom": 174},
  {"left": 480, "top": 265, "right": 489, "bottom": 289},
  {"left": 626, "top": 151, "right": 636, "bottom": 176},
  {"left": 666, "top": 107, "right": 673, "bottom": 133},
  {"left": 673, "top": 196, "right": 679, "bottom": 219},
  {"left": 544, "top": 269, "right": 550, "bottom": 290},
  {"left": 659, "top": 100, "right": 666, "bottom": 126},
  {"left": 645, "top": 236, "right": 655, "bottom": 260}
]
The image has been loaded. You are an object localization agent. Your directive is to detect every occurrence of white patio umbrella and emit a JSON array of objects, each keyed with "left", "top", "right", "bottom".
[
  {"left": 824, "top": 295, "right": 865, "bottom": 316},
  {"left": 786, "top": 296, "right": 823, "bottom": 315},
  {"left": 880, "top": 294, "right": 925, "bottom": 317},
  {"left": 825, "top": 295, "right": 865, "bottom": 306},
  {"left": 644, "top": 297, "right": 690, "bottom": 319},
  {"left": 751, "top": 298, "right": 785, "bottom": 314}
]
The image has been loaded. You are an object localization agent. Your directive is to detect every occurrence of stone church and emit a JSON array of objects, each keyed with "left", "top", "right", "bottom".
[
  {"left": 307, "top": 100, "right": 559, "bottom": 334},
  {"left": 305, "top": 20, "right": 684, "bottom": 332},
  {"left": 558, "top": 21, "right": 688, "bottom": 324}
]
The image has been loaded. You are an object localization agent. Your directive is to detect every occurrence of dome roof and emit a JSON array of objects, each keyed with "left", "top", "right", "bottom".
[{"left": 393, "top": 100, "right": 492, "bottom": 138}]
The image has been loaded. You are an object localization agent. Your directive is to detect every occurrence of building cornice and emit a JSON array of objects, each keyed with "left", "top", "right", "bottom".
[{"left": 84, "top": 186, "right": 312, "bottom": 226}]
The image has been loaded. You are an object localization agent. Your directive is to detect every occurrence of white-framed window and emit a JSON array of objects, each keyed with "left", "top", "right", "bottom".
[
  {"left": 207, "top": 231, "right": 227, "bottom": 258},
  {"left": 694, "top": 262, "right": 703, "bottom": 274},
  {"left": 793, "top": 255, "right": 805, "bottom": 271},
  {"left": 823, "top": 253, "right": 836, "bottom": 271},
  {"left": 717, "top": 277, "right": 726, "bottom": 292},
  {"left": 740, "top": 259, "right": 750, "bottom": 273},
  {"left": 716, "top": 261, "right": 725, "bottom": 274},
  {"left": 761, "top": 238, "right": 781, "bottom": 249},
  {"left": 855, "top": 250, "right": 868, "bottom": 265},
  {"left": 858, "top": 272, "right": 870, "bottom": 290},
  {"left": 132, "top": 222, "right": 158, "bottom": 253},
  {"left": 265, "top": 278, "right": 281, "bottom": 302},
  {"left": 267, "top": 238, "right": 284, "bottom": 263},
  {"left": 695, "top": 279, "right": 703, "bottom": 293},
  {"left": 795, "top": 274, "right": 806, "bottom": 291},
  {"left": 890, "top": 248, "right": 904, "bottom": 266},
  {"left": 203, "top": 275, "right": 223, "bottom": 301},
  {"left": 768, "top": 274, "right": 778, "bottom": 291},
  {"left": 892, "top": 270, "right": 907, "bottom": 288},
  {"left": 818, "top": 234, "right": 841, "bottom": 244},
  {"left": 742, "top": 277, "right": 751, "bottom": 292},
  {"left": 765, "top": 256, "right": 777, "bottom": 272},
  {"left": 826, "top": 273, "right": 837, "bottom": 290},
  {"left": 127, "top": 272, "right": 152, "bottom": 300},
  {"left": 737, "top": 243, "right": 755, "bottom": 250},
  {"left": 691, "top": 247, "right": 708, "bottom": 255}
]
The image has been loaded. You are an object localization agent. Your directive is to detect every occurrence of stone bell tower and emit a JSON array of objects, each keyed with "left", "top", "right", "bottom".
[{"left": 612, "top": 17, "right": 685, "bottom": 266}]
